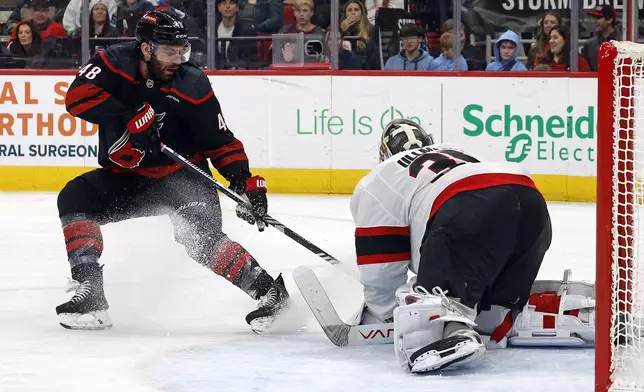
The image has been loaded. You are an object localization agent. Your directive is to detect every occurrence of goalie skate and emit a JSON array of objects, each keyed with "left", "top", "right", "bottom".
[
  {"left": 394, "top": 286, "right": 486, "bottom": 373},
  {"left": 408, "top": 328, "right": 485, "bottom": 373}
]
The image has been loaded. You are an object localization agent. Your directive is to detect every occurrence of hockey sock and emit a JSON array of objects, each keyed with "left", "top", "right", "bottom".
[
  {"left": 61, "top": 214, "right": 103, "bottom": 268},
  {"left": 208, "top": 238, "right": 274, "bottom": 300}
]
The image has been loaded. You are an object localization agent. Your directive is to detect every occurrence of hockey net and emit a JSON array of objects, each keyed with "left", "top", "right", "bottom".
[{"left": 597, "top": 40, "right": 644, "bottom": 392}]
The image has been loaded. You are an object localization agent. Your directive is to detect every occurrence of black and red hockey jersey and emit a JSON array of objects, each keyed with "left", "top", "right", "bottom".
[{"left": 65, "top": 41, "right": 250, "bottom": 183}]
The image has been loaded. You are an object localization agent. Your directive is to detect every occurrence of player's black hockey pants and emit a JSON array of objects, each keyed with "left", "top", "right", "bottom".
[
  {"left": 416, "top": 184, "right": 552, "bottom": 312},
  {"left": 57, "top": 164, "right": 225, "bottom": 266},
  {"left": 57, "top": 164, "right": 275, "bottom": 299}
]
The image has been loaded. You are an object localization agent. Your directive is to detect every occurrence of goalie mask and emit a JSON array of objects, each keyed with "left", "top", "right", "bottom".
[{"left": 379, "top": 119, "right": 434, "bottom": 162}]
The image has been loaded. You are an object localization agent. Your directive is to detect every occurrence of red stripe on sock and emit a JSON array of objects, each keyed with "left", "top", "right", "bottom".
[
  {"left": 65, "top": 237, "right": 104, "bottom": 254},
  {"left": 211, "top": 241, "right": 242, "bottom": 276},
  {"left": 226, "top": 251, "right": 251, "bottom": 282},
  {"left": 63, "top": 220, "right": 101, "bottom": 240}
]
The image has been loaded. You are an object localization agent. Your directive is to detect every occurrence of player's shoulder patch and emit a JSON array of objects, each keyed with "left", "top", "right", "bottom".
[
  {"left": 99, "top": 41, "right": 139, "bottom": 82},
  {"left": 167, "top": 64, "right": 213, "bottom": 105}
]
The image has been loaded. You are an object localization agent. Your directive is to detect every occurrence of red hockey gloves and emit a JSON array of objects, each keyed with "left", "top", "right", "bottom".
[
  {"left": 109, "top": 103, "right": 161, "bottom": 168},
  {"left": 129, "top": 102, "right": 161, "bottom": 158},
  {"left": 232, "top": 176, "right": 268, "bottom": 232}
]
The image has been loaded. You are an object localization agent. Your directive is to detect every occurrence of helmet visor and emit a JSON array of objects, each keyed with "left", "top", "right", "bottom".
[{"left": 153, "top": 43, "right": 191, "bottom": 64}]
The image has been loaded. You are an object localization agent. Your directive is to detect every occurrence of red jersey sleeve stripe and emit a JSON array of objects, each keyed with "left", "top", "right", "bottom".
[
  {"left": 203, "top": 139, "right": 245, "bottom": 161},
  {"left": 99, "top": 51, "right": 137, "bottom": 83},
  {"left": 68, "top": 90, "right": 110, "bottom": 116},
  {"left": 357, "top": 252, "right": 411, "bottom": 265},
  {"left": 213, "top": 153, "right": 248, "bottom": 170},
  {"left": 356, "top": 226, "right": 410, "bottom": 237},
  {"left": 66, "top": 84, "right": 103, "bottom": 103},
  {"left": 160, "top": 87, "right": 214, "bottom": 105}
]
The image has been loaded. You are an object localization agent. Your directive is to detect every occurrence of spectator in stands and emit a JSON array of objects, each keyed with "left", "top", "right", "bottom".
[
  {"left": 364, "top": 0, "right": 403, "bottom": 25},
  {"left": 116, "top": 0, "right": 155, "bottom": 36},
  {"left": 430, "top": 31, "right": 467, "bottom": 71},
  {"left": 279, "top": 0, "right": 323, "bottom": 34},
  {"left": 7, "top": 20, "right": 57, "bottom": 67},
  {"left": 527, "top": 10, "right": 561, "bottom": 69},
  {"left": 486, "top": 30, "right": 527, "bottom": 72},
  {"left": 63, "top": 0, "right": 117, "bottom": 35},
  {"left": 539, "top": 25, "right": 590, "bottom": 72},
  {"left": 319, "top": 28, "right": 363, "bottom": 69},
  {"left": 582, "top": 5, "right": 621, "bottom": 72},
  {"left": 340, "top": 0, "right": 379, "bottom": 69},
  {"left": 384, "top": 23, "right": 432, "bottom": 70},
  {"left": 8, "top": 20, "right": 41, "bottom": 55},
  {"left": 215, "top": 0, "right": 254, "bottom": 69},
  {"left": 236, "top": 0, "right": 284, "bottom": 34},
  {"left": 441, "top": 19, "right": 485, "bottom": 71},
  {"left": 8, "top": 0, "right": 66, "bottom": 41},
  {"left": 72, "top": 0, "right": 119, "bottom": 37}
]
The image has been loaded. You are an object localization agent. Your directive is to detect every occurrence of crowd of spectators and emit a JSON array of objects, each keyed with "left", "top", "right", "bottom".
[{"left": 0, "top": 0, "right": 624, "bottom": 71}]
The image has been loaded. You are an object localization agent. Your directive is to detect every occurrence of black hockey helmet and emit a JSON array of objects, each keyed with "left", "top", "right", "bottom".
[
  {"left": 379, "top": 119, "right": 434, "bottom": 162},
  {"left": 136, "top": 10, "right": 189, "bottom": 47}
]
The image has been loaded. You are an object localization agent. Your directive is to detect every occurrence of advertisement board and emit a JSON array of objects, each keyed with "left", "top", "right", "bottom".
[
  {"left": 0, "top": 73, "right": 598, "bottom": 200},
  {"left": 0, "top": 77, "right": 98, "bottom": 167},
  {"left": 444, "top": 77, "right": 596, "bottom": 177}
]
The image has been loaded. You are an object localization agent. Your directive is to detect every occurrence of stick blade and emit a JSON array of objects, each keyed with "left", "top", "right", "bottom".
[{"left": 293, "top": 266, "right": 350, "bottom": 346}]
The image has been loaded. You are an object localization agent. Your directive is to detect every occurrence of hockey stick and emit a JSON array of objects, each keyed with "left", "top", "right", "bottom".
[
  {"left": 160, "top": 143, "right": 341, "bottom": 265},
  {"left": 293, "top": 265, "right": 394, "bottom": 346}
]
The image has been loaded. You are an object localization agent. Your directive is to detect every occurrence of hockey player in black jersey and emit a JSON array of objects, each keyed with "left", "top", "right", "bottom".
[{"left": 56, "top": 10, "right": 290, "bottom": 332}]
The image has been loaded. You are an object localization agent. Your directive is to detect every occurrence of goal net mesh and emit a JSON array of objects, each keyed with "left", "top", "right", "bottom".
[{"left": 610, "top": 40, "right": 644, "bottom": 391}]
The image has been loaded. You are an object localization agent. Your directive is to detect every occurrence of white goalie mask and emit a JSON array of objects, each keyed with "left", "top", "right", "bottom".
[{"left": 379, "top": 119, "right": 434, "bottom": 162}]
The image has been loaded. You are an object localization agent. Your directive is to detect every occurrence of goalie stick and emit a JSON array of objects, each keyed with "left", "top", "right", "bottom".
[
  {"left": 160, "top": 143, "right": 341, "bottom": 265},
  {"left": 293, "top": 265, "right": 394, "bottom": 346}
]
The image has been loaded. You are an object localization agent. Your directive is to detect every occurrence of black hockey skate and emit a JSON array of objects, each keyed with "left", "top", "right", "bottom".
[
  {"left": 56, "top": 263, "right": 112, "bottom": 330},
  {"left": 245, "top": 274, "right": 292, "bottom": 333}
]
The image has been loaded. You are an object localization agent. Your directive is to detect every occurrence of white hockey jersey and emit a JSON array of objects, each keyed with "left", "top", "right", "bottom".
[{"left": 350, "top": 145, "right": 537, "bottom": 322}]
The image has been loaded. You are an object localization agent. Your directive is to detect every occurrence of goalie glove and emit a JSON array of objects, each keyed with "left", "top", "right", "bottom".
[{"left": 231, "top": 176, "right": 268, "bottom": 232}]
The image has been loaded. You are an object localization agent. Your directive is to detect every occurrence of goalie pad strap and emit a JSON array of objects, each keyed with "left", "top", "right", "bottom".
[{"left": 490, "top": 311, "right": 513, "bottom": 343}]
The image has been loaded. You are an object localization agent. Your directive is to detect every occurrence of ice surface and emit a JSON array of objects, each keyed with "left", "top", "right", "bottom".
[{"left": 0, "top": 193, "right": 597, "bottom": 392}]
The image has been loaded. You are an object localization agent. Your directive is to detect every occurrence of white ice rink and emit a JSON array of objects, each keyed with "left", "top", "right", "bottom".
[{"left": 0, "top": 192, "right": 596, "bottom": 392}]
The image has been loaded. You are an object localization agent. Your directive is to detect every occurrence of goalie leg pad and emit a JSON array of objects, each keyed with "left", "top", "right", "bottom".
[
  {"left": 476, "top": 270, "right": 596, "bottom": 347},
  {"left": 393, "top": 287, "right": 485, "bottom": 373},
  {"left": 510, "top": 291, "right": 595, "bottom": 346},
  {"left": 512, "top": 269, "right": 595, "bottom": 346}
]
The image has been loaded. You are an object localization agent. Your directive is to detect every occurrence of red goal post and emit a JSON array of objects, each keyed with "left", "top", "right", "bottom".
[{"left": 597, "top": 40, "right": 644, "bottom": 392}]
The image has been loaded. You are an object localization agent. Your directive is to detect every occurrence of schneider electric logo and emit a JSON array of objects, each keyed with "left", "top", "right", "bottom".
[
  {"left": 462, "top": 104, "right": 595, "bottom": 163},
  {"left": 296, "top": 106, "right": 422, "bottom": 136}
]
